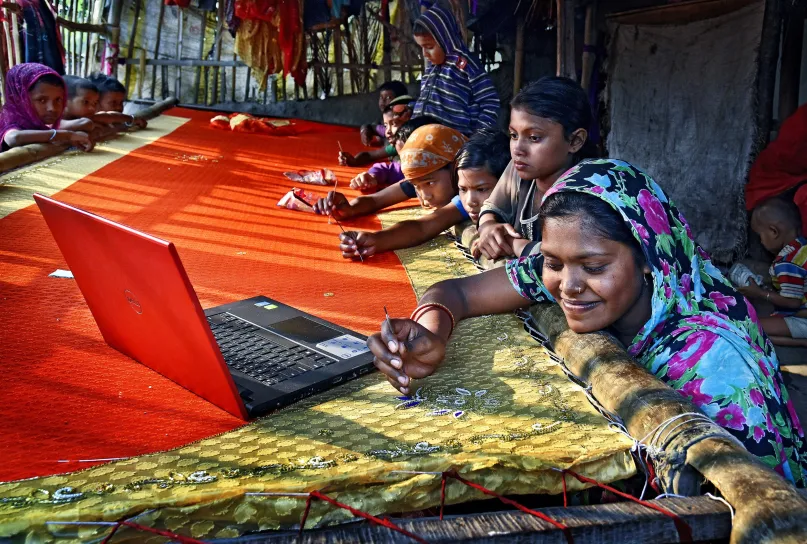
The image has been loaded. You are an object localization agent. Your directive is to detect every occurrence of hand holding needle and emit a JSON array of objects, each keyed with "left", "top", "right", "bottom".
[
  {"left": 327, "top": 177, "right": 338, "bottom": 225},
  {"left": 335, "top": 219, "right": 364, "bottom": 262}
]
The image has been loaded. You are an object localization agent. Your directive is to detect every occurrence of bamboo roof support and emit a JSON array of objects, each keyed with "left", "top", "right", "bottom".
[
  {"left": 514, "top": 19, "right": 525, "bottom": 95},
  {"left": 530, "top": 303, "right": 807, "bottom": 544},
  {"left": 581, "top": 1, "right": 597, "bottom": 91},
  {"left": 555, "top": 0, "right": 576, "bottom": 79}
]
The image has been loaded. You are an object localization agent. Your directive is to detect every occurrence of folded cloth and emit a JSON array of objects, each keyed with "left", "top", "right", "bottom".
[
  {"left": 277, "top": 188, "right": 317, "bottom": 212},
  {"left": 283, "top": 168, "right": 336, "bottom": 186},
  {"left": 729, "top": 262, "right": 764, "bottom": 288},
  {"left": 210, "top": 113, "right": 295, "bottom": 135}
]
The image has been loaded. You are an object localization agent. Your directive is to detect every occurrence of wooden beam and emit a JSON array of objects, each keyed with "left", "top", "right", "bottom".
[
  {"left": 193, "top": 11, "right": 207, "bottom": 105},
  {"left": 514, "top": 19, "right": 525, "bottom": 95},
  {"left": 381, "top": 0, "right": 392, "bottom": 81},
  {"left": 778, "top": 12, "right": 804, "bottom": 123},
  {"left": 556, "top": 0, "right": 576, "bottom": 79},
  {"left": 219, "top": 490, "right": 807, "bottom": 543},
  {"left": 104, "top": 0, "right": 124, "bottom": 74},
  {"left": 607, "top": 0, "right": 758, "bottom": 25},
  {"left": 580, "top": 2, "right": 597, "bottom": 91},
  {"left": 334, "top": 24, "right": 344, "bottom": 95},
  {"left": 56, "top": 16, "right": 106, "bottom": 35}
]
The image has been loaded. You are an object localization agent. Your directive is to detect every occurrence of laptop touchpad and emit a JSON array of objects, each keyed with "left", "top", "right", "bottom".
[{"left": 269, "top": 316, "right": 341, "bottom": 344}]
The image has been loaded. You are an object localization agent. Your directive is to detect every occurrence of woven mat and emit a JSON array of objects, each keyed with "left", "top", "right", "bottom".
[{"left": 0, "top": 207, "right": 635, "bottom": 542}]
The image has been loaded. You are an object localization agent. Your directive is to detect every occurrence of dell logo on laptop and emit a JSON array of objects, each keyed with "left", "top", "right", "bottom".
[{"left": 124, "top": 290, "right": 143, "bottom": 314}]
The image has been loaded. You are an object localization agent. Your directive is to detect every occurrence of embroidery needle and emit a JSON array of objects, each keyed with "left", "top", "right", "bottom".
[
  {"left": 384, "top": 305, "right": 393, "bottom": 331},
  {"left": 335, "top": 218, "right": 364, "bottom": 262},
  {"left": 328, "top": 177, "right": 338, "bottom": 225}
]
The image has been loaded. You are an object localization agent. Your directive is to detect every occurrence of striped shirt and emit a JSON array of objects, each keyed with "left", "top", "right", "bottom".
[
  {"left": 771, "top": 236, "right": 807, "bottom": 312},
  {"left": 412, "top": 4, "right": 500, "bottom": 136}
]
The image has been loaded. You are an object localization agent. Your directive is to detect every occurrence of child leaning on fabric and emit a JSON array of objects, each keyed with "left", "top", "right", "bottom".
[
  {"left": 349, "top": 113, "right": 433, "bottom": 192},
  {"left": 88, "top": 73, "right": 147, "bottom": 129},
  {"left": 0, "top": 64, "right": 93, "bottom": 151},
  {"left": 339, "top": 129, "right": 509, "bottom": 260},
  {"left": 411, "top": 2, "right": 500, "bottom": 135},
  {"left": 360, "top": 80, "right": 408, "bottom": 147},
  {"left": 475, "top": 76, "right": 598, "bottom": 260},
  {"left": 740, "top": 198, "right": 807, "bottom": 347},
  {"left": 339, "top": 98, "right": 413, "bottom": 168},
  {"left": 316, "top": 116, "right": 441, "bottom": 218}
]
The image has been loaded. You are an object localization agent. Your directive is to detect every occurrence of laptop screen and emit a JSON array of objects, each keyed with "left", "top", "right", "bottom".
[{"left": 269, "top": 316, "right": 342, "bottom": 345}]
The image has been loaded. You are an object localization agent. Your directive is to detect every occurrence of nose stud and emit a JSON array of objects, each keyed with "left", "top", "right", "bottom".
[{"left": 577, "top": 287, "right": 583, "bottom": 294}]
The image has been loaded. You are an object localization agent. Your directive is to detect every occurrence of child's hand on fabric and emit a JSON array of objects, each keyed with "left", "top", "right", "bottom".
[
  {"left": 70, "top": 131, "right": 94, "bottom": 152},
  {"left": 339, "top": 231, "right": 377, "bottom": 259},
  {"left": 134, "top": 117, "right": 148, "bottom": 129},
  {"left": 350, "top": 172, "right": 378, "bottom": 191},
  {"left": 476, "top": 222, "right": 522, "bottom": 260},
  {"left": 367, "top": 317, "right": 447, "bottom": 395},
  {"left": 314, "top": 191, "right": 351, "bottom": 219},
  {"left": 338, "top": 151, "right": 357, "bottom": 166}
]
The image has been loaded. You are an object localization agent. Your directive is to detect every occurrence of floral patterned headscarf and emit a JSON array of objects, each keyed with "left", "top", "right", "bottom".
[
  {"left": 399, "top": 124, "right": 466, "bottom": 181},
  {"left": 536, "top": 159, "right": 806, "bottom": 484},
  {"left": 0, "top": 63, "right": 64, "bottom": 142}
]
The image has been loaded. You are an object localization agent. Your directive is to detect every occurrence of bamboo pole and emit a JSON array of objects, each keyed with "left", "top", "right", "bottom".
[
  {"left": 214, "top": 0, "right": 224, "bottom": 104},
  {"left": 81, "top": 0, "right": 91, "bottom": 77},
  {"left": 244, "top": 66, "right": 251, "bottom": 101},
  {"left": 150, "top": 0, "right": 166, "bottom": 100},
  {"left": 123, "top": 0, "right": 141, "bottom": 92},
  {"left": 10, "top": 10, "right": 20, "bottom": 66},
  {"left": 230, "top": 54, "right": 236, "bottom": 102},
  {"left": 530, "top": 303, "right": 807, "bottom": 544},
  {"left": 513, "top": 19, "right": 525, "bottom": 96},
  {"left": 580, "top": 2, "right": 597, "bottom": 91},
  {"left": 89, "top": 0, "right": 105, "bottom": 74},
  {"left": 70, "top": 0, "right": 77, "bottom": 75},
  {"left": 381, "top": 0, "right": 391, "bottom": 81},
  {"left": 137, "top": 48, "right": 146, "bottom": 98}
]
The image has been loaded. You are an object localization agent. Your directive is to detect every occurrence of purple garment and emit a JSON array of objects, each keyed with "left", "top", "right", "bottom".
[
  {"left": 0, "top": 62, "right": 64, "bottom": 144},
  {"left": 368, "top": 161, "right": 404, "bottom": 187},
  {"left": 375, "top": 124, "right": 386, "bottom": 139}
]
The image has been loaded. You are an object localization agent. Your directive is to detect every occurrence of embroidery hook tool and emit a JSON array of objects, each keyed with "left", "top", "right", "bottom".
[
  {"left": 337, "top": 140, "right": 343, "bottom": 152},
  {"left": 335, "top": 218, "right": 364, "bottom": 262},
  {"left": 384, "top": 305, "right": 393, "bottom": 331}
]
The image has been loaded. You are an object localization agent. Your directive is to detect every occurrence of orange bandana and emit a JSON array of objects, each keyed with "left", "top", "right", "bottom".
[{"left": 399, "top": 124, "right": 467, "bottom": 181}]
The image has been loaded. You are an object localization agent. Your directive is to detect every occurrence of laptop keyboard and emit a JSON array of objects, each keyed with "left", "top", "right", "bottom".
[{"left": 207, "top": 314, "right": 336, "bottom": 386}]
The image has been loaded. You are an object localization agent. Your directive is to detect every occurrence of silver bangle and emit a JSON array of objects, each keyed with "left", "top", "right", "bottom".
[
  {"left": 124, "top": 114, "right": 135, "bottom": 127},
  {"left": 48, "top": 129, "right": 57, "bottom": 141}
]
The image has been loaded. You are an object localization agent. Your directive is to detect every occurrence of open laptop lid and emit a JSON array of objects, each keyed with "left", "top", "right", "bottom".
[{"left": 34, "top": 194, "right": 249, "bottom": 420}]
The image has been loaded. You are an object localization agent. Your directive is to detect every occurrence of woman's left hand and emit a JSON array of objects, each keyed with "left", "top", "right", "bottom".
[
  {"left": 367, "top": 318, "right": 447, "bottom": 394},
  {"left": 738, "top": 283, "right": 766, "bottom": 299}
]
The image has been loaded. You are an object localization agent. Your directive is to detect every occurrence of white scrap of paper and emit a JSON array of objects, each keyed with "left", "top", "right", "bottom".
[{"left": 49, "top": 269, "right": 74, "bottom": 279}]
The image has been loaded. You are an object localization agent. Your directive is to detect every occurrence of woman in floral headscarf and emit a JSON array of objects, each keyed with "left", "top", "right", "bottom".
[
  {"left": 0, "top": 63, "right": 92, "bottom": 150},
  {"left": 368, "top": 158, "right": 807, "bottom": 486}
]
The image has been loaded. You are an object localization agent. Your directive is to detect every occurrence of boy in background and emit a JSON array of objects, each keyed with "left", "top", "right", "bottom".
[{"left": 360, "top": 80, "right": 408, "bottom": 147}]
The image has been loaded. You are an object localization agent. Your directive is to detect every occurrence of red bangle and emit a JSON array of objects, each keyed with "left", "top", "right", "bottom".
[{"left": 410, "top": 302, "right": 455, "bottom": 336}]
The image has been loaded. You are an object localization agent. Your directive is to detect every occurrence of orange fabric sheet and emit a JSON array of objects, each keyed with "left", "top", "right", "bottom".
[{"left": 0, "top": 108, "right": 417, "bottom": 483}]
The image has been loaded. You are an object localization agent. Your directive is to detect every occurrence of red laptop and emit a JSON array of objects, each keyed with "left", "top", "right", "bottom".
[{"left": 34, "top": 194, "right": 375, "bottom": 420}]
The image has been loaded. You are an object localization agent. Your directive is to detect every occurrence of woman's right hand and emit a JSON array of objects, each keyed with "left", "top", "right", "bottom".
[
  {"left": 69, "top": 131, "right": 94, "bottom": 152},
  {"left": 339, "top": 231, "right": 377, "bottom": 259},
  {"left": 367, "top": 318, "right": 447, "bottom": 395},
  {"left": 475, "top": 221, "right": 522, "bottom": 260},
  {"left": 314, "top": 191, "right": 351, "bottom": 219}
]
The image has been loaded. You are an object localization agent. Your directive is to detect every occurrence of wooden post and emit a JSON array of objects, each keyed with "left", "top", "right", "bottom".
[
  {"left": 70, "top": 0, "right": 77, "bottom": 75},
  {"left": 778, "top": 12, "right": 804, "bottom": 124},
  {"left": 104, "top": 0, "right": 124, "bottom": 75},
  {"left": 581, "top": 2, "right": 597, "bottom": 91},
  {"left": 137, "top": 48, "right": 146, "bottom": 98},
  {"left": 360, "top": 6, "right": 369, "bottom": 92},
  {"left": 311, "top": 31, "right": 319, "bottom": 99},
  {"left": 175, "top": 7, "right": 183, "bottom": 99},
  {"left": 755, "top": 0, "right": 782, "bottom": 150},
  {"left": 89, "top": 0, "right": 105, "bottom": 75},
  {"left": 212, "top": 0, "right": 224, "bottom": 104},
  {"left": 555, "top": 0, "right": 576, "bottom": 79},
  {"left": 230, "top": 53, "right": 236, "bottom": 102},
  {"left": 381, "top": 0, "right": 392, "bottom": 81},
  {"left": 123, "top": 0, "right": 142, "bottom": 93},
  {"left": 150, "top": 1, "right": 166, "bottom": 100},
  {"left": 530, "top": 303, "right": 807, "bottom": 544},
  {"left": 244, "top": 66, "right": 251, "bottom": 101},
  {"left": 513, "top": 19, "right": 525, "bottom": 96},
  {"left": 334, "top": 25, "right": 344, "bottom": 95},
  {"left": 193, "top": 12, "right": 207, "bottom": 105}
]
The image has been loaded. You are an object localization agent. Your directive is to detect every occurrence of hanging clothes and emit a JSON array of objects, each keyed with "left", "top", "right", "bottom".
[{"left": 19, "top": 0, "right": 65, "bottom": 75}]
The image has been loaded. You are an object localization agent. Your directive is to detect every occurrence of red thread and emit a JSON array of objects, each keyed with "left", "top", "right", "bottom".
[
  {"left": 101, "top": 520, "right": 206, "bottom": 544},
  {"left": 298, "top": 493, "right": 314, "bottom": 542},
  {"left": 561, "top": 470, "right": 568, "bottom": 508},
  {"left": 644, "top": 451, "right": 661, "bottom": 493},
  {"left": 307, "top": 490, "right": 429, "bottom": 544},
  {"left": 444, "top": 472, "right": 573, "bottom": 544},
  {"left": 562, "top": 470, "right": 693, "bottom": 543},
  {"left": 439, "top": 472, "right": 447, "bottom": 521}
]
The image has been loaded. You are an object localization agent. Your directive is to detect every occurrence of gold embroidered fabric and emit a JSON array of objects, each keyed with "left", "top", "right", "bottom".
[{"left": 0, "top": 208, "right": 635, "bottom": 543}]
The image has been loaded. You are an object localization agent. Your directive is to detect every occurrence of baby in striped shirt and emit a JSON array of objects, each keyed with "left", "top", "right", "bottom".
[{"left": 741, "top": 197, "right": 807, "bottom": 346}]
